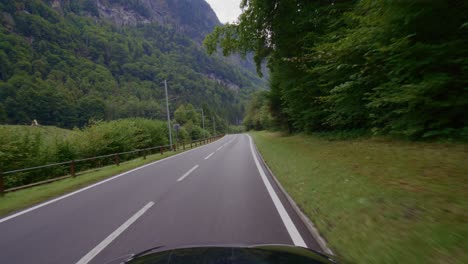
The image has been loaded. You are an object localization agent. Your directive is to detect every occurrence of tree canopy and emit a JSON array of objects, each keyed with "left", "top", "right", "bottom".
[
  {"left": 205, "top": 0, "right": 468, "bottom": 139},
  {"left": 0, "top": 0, "right": 264, "bottom": 128}
]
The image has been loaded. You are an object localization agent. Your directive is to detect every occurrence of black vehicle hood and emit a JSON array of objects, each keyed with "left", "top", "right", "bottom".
[{"left": 124, "top": 244, "right": 337, "bottom": 264}]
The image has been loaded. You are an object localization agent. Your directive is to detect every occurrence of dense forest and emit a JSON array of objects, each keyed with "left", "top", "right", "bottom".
[
  {"left": 206, "top": 0, "right": 467, "bottom": 140},
  {"left": 0, "top": 0, "right": 265, "bottom": 129}
]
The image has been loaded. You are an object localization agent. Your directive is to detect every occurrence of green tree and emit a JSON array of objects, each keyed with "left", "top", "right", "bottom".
[{"left": 206, "top": 0, "right": 468, "bottom": 139}]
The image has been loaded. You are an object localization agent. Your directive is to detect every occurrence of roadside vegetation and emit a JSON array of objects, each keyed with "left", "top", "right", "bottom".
[
  {"left": 251, "top": 131, "right": 467, "bottom": 263},
  {"left": 206, "top": 0, "right": 467, "bottom": 140},
  {"left": 0, "top": 113, "right": 212, "bottom": 190},
  {"left": 210, "top": 3, "right": 467, "bottom": 261},
  {"left": 0, "top": 0, "right": 262, "bottom": 128},
  {"left": 0, "top": 147, "right": 191, "bottom": 217}
]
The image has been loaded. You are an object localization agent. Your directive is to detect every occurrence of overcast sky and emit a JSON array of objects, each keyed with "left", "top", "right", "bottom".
[{"left": 205, "top": 0, "right": 242, "bottom": 24}]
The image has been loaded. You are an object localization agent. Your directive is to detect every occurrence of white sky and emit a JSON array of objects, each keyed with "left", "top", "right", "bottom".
[{"left": 205, "top": 0, "right": 242, "bottom": 24}]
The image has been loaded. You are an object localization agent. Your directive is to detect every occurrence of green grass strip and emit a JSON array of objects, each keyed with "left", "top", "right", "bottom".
[
  {"left": 250, "top": 131, "right": 467, "bottom": 264},
  {"left": 0, "top": 146, "right": 194, "bottom": 217}
]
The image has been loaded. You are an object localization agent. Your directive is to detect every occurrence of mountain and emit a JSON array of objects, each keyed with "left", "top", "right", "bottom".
[
  {"left": 0, "top": 0, "right": 264, "bottom": 128},
  {"left": 50, "top": 0, "right": 221, "bottom": 43}
]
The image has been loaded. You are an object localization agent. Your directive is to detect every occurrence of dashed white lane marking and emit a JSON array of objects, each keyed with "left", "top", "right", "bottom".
[
  {"left": 76, "top": 201, "right": 155, "bottom": 264},
  {"left": 177, "top": 165, "right": 199, "bottom": 182},
  {"left": 0, "top": 136, "right": 226, "bottom": 224},
  {"left": 204, "top": 152, "right": 215, "bottom": 160}
]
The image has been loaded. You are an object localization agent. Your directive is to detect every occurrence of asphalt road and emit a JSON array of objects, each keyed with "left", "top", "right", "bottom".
[{"left": 0, "top": 134, "right": 321, "bottom": 264}]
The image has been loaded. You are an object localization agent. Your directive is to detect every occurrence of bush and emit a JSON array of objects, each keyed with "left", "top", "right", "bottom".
[{"left": 0, "top": 118, "right": 168, "bottom": 189}]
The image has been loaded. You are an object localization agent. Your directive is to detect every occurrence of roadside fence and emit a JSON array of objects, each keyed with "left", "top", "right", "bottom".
[{"left": 0, "top": 135, "right": 224, "bottom": 196}]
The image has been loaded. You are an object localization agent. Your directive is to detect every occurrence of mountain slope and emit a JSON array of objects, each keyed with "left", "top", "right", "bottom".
[
  {"left": 49, "top": 0, "right": 221, "bottom": 43},
  {"left": 0, "top": 0, "right": 264, "bottom": 127}
]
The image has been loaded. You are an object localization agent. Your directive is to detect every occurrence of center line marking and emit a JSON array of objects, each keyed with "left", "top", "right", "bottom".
[
  {"left": 76, "top": 201, "right": 155, "bottom": 264},
  {"left": 204, "top": 152, "right": 215, "bottom": 160},
  {"left": 217, "top": 146, "right": 223, "bottom": 151},
  {"left": 177, "top": 165, "right": 199, "bottom": 182}
]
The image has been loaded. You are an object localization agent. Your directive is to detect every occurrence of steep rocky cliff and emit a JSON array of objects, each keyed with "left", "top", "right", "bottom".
[{"left": 50, "top": 0, "right": 220, "bottom": 42}]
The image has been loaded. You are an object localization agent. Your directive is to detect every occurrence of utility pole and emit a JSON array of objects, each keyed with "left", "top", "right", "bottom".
[
  {"left": 201, "top": 108, "right": 205, "bottom": 138},
  {"left": 164, "top": 80, "right": 173, "bottom": 150}
]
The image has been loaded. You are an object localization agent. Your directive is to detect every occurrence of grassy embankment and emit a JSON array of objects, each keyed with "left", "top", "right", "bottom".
[
  {"left": 0, "top": 125, "right": 202, "bottom": 217},
  {"left": 251, "top": 131, "right": 467, "bottom": 264}
]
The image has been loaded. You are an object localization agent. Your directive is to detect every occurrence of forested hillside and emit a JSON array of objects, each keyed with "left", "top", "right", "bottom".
[
  {"left": 0, "top": 0, "right": 265, "bottom": 128},
  {"left": 206, "top": 0, "right": 467, "bottom": 140}
]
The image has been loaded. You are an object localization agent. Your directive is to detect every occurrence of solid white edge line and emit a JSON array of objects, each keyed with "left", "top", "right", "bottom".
[
  {"left": 247, "top": 134, "right": 307, "bottom": 248},
  {"left": 75, "top": 201, "right": 155, "bottom": 264},
  {"left": 177, "top": 165, "right": 199, "bottom": 182},
  {"left": 0, "top": 136, "right": 226, "bottom": 224},
  {"left": 204, "top": 152, "right": 215, "bottom": 160}
]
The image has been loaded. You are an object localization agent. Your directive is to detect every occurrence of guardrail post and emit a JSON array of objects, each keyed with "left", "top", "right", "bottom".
[
  {"left": 115, "top": 154, "right": 120, "bottom": 166},
  {"left": 183, "top": 143, "right": 186, "bottom": 150},
  {"left": 160, "top": 147, "right": 163, "bottom": 155},
  {"left": 143, "top": 150, "right": 147, "bottom": 160},
  {"left": 0, "top": 170, "right": 4, "bottom": 197},
  {"left": 70, "top": 161, "right": 76, "bottom": 177}
]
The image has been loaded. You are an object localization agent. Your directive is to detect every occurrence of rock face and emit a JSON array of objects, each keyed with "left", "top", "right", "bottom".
[
  {"left": 48, "top": 0, "right": 264, "bottom": 78},
  {"left": 53, "top": 0, "right": 221, "bottom": 43}
]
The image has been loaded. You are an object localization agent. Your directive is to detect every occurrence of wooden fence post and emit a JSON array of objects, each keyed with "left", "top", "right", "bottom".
[{"left": 70, "top": 161, "right": 76, "bottom": 178}]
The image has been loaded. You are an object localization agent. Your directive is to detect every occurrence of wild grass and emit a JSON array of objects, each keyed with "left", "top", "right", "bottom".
[
  {"left": 251, "top": 131, "right": 467, "bottom": 264},
  {"left": 0, "top": 147, "right": 190, "bottom": 217}
]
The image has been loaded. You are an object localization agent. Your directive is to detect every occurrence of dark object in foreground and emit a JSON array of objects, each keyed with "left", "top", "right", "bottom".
[{"left": 119, "top": 244, "right": 337, "bottom": 264}]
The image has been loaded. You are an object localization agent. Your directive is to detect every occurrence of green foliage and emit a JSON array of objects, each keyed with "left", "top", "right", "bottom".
[
  {"left": 0, "top": 119, "right": 167, "bottom": 189},
  {"left": 0, "top": 1, "right": 264, "bottom": 128},
  {"left": 228, "top": 125, "right": 245, "bottom": 134},
  {"left": 174, "top": 104, "right": 200, "bottom": 126},
  {"left": 75, "top": 118, "right": 167, "bottom": 157},
  {"left": 252, "top": 131, "right": 468, "bottom": 263},
  {"left": 206, "top": 0, "right": 468, "bottom": 140},
  {"left": 173, "top": 103, "right": 212, "bottom": 141},
  {"left": 243, "top": 91, "right": 273, "bottom": 131}
]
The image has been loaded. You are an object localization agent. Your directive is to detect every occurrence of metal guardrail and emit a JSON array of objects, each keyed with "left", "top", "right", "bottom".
[{"left": 0, "top": 135, "right": 224, "bottom": 196}]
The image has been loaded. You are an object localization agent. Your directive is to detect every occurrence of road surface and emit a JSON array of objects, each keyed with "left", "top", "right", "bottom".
[{"left": 0, "top": 134, "right": 321, "bottom": 263}]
